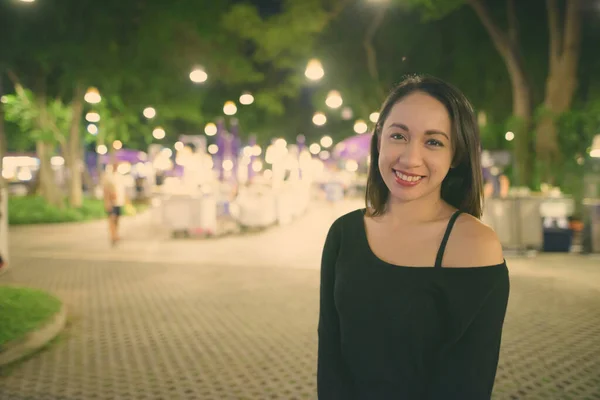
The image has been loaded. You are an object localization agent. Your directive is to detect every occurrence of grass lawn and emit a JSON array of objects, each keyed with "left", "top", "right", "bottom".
[
  {"left": 8, "top": 195, "right": 146, "bottom": 225},
  {"left": 0, "top": 286, "right": 62, "bottom": 347}
]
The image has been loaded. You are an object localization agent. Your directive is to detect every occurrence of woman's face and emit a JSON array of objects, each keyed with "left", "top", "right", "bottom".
[{"left": 377, "top": 91, "right": 454, "bottom": 205}]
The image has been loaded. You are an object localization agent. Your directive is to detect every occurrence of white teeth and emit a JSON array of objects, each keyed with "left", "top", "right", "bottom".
[{"left": 394, "top": 171, "right": 423, "bottom": 182}]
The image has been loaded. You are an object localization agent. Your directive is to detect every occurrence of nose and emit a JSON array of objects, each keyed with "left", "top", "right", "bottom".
[{"left": 397, "top": 141, "right": 423, "bottom": 168}]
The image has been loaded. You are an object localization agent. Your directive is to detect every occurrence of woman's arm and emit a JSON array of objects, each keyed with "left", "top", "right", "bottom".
[
  {"left": 317, "top": 219, "right": 353, "bottom": 399},
  {"left": 427, "top": 274, "right": 510, "bottom": 399}
]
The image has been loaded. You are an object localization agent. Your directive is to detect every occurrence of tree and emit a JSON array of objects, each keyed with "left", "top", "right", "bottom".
[
  {"left": 0, "top": 0, "right": 256, "bottom": 206},
  {"left": 535, "top": 0, "right": 582, "bottom": 183},
  {"left": 2, "top": 79, "right": 69, "bottom": 207}
]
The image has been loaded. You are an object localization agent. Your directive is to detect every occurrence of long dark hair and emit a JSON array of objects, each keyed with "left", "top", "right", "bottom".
[{"left": 365, "top": 74, "right": 484, "bottom": 218}]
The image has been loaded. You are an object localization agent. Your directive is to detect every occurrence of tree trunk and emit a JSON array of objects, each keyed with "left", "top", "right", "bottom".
[
  {"left": 36, "top": 140, "right": 63, "bottom": 207},
  {"left": 363, "top": 6, "right": 387, "bottom": 100},
  {"left": 0, "top": 74, "right": 6, "bottom": 186},
  {"left": 66, "top": 84, "right": 85, "bottom": 207},
  {"left": 34, "top": 80, "right": 64, "bottom": 207},
  {"left": 468, "top": 0, "right": 534, "bottom": 187},
  {"left": 536, "top": 0, "right": 582, "bottom": 184},
  {"left": 506, "top": 54, "right": 534, "bottom": 189}
]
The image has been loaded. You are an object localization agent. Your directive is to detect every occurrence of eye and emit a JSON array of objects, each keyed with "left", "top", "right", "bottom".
[
  {"left": 390, "top": 133, "right": 406, "bottom": 141},
  {"left": 426, "top": 139, "right": 444, "bottom": 147}
]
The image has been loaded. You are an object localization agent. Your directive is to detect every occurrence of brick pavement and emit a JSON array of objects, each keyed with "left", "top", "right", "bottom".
[{"left": 1, "top": 199, "right": 599, "bottom": 400}]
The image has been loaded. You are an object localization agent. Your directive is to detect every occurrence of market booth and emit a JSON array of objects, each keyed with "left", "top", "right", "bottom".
[{"left": 582, "top": 134, "right": 600, "bottom": 253}]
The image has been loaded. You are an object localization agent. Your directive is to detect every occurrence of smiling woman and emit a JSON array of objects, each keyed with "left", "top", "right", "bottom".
[{"left": 317, "top": 74, "right": 509, "bottom": 400}]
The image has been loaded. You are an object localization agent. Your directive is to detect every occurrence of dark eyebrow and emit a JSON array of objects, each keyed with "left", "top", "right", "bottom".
[{"left": 387, "top": 122, "right": 450, "bottom": 141}]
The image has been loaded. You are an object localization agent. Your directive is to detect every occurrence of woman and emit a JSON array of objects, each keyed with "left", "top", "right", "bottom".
[{"left": 317, "top": 75, "right": 509, "bottom": 399}]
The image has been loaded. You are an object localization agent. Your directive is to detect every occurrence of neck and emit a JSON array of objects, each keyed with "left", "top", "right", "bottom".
[{"left": 384, "top": 191, "right": 447, "bottom": 225}]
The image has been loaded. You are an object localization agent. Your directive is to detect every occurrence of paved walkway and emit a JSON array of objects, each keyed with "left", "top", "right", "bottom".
[{"left": 1, "top": 199, "right": 600, "bottom": 399}]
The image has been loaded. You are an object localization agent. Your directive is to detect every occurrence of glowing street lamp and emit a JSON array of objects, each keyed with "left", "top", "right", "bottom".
[
  {"left": 143, "top": 107, "right": 156, "bottom": 119},
  {"left": 354, "top": 119, "right": 368, "bottom": 134},
  {"left": 87, "top": 124, "right": 98, "bottom": 135},
  {"left": 190, "top": 68, "right": 208, "bottom": 83},
  {"left": 85, "top": 112, "right": 100, "bottom": 123},
  {"left": 153, "top": 127, "right": 166, "bottom": 140},
  {"left": 313, "top": 112, "right": 327, "bottom": 126},
  {"left": 325, "top": 90, "right": 343, "bottom": 109},
  {"left": 320, "top": 135, "right": 333, "bottom": 148},
  {"left": 240, "top": 92, "right": 254, "bottom": 105},
  {"left": 204, "top": 122, "right": 217, "bottom": 136},
  {"left": 96, "top": 145, "right": 108, "bottom": 155},
  {"left": 305, "top": 59, "right": 324, "bottom": 81},
  {"left": 113, "top": 140, "right": 123, "bottom": 150},
  {"left": 223, "top": 101, "right": 237, "bottom": 116},
  {"left": 208, "top": 144, "right": 219, "bottom": 155},
  {"left": 505, "top": 131, "right": 515, "bottom": 141},
  {"left": 369, "top": 112, "right": 380, "bottom": 123},
  {"left": 84, "top": 87, "right": 101, "bottom": 104}
]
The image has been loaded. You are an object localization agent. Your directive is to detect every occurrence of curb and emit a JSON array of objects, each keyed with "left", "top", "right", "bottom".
[{"left": 0, "top": 302, "right": 67, "bottom": 367}]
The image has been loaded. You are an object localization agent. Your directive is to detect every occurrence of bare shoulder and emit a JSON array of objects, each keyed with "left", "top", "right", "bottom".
[{"left": 443, "top": 212, "right": 505, "bottom": 268}]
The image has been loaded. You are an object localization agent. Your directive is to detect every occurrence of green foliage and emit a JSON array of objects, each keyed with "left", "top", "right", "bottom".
[
  {"left": 2, "top": 91, "right": 71, "bottom": 146},
  {"left": 3, "top": 119, "right": 33, "bottom": 152},
  {"left": 219, "top": 0, "right": 333, "bottom": 127},
  {"left": 547, "top": 101, "right": 600, "bottom": 208},
  {"left": 480, "top": 120, "right": 509, "bottom": 150},
  {"left": 2, "top": 92, "right": 41, "bottom": 140},
  {"left": 7, "top": 195, "right": 144, "bottom": 225},
  {"left": 8, "top": 195, "right": 105, "bottom": 225},
  {"left": 92, "top": 95, "right": 140, "bottom": 146},
  {"left": 0, "top": 286, "right": 62, "bottom": 346},
  {"left": 556, "top": 101, "right": 600, "bottom": 160},
  {"left": 403, "top": 0, "right": 466, "bottom": 20},
  {"left": 556, "top": 101, "right": 600, "bottom": 178},
  {"left": 223, "top": 0, "right": 328, "bottom": 66}
]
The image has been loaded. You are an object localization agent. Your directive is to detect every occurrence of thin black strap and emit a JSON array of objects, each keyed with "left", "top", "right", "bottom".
[{"left": 434, "top": 211, "right": 462, "bottom": 268}]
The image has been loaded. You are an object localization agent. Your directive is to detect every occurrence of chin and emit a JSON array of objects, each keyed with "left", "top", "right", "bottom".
[
  {"left": 384, "top": 175, "right": 439, "bottom": 204},
  {"left": 388, "top": 189, "right": 424, "bottom": 203}
]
